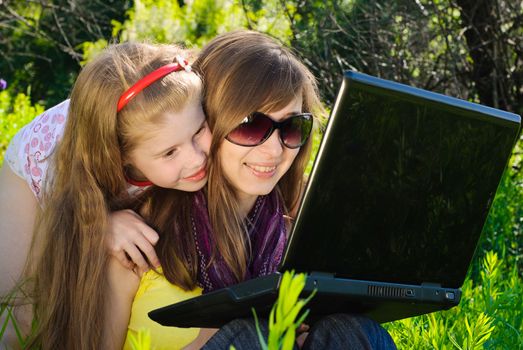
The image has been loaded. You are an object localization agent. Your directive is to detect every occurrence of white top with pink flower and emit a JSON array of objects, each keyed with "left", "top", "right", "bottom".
[
  {"left": 4, "top": 100, "right": 69, "bottom": 201},
  {"left": 4, "top": 99, "right": 147, "bottom": 203}
]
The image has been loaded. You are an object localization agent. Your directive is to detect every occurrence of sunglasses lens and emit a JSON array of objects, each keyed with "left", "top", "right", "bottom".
[
  {"left": 281, "top": 114, "right": 313, "bottom": 148},
  {"left": 226, "top": 113, "right": 273, "bottom": 146}
]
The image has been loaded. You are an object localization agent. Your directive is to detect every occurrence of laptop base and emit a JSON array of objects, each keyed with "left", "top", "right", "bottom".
[{"left": 149, "top": 272, "right": 460, "bottom": 328}]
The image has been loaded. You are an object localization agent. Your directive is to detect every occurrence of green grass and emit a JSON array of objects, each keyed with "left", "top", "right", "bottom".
[{"left": 386, "top": 251, "right": 522, "bottom": 349}]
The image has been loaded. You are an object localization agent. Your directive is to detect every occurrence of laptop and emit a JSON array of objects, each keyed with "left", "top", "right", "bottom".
[{"left": 149, "top": 71, "right": 521, "bottom": 328}]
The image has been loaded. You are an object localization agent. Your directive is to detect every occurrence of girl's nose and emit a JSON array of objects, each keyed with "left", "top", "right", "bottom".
[{"left": 258, "top": 130, "right": 284, "bottom": 157}]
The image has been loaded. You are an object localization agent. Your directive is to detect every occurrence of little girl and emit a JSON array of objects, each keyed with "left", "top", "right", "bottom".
[{"left": 0, "top": 42, "right": 211, "bottom": 349}]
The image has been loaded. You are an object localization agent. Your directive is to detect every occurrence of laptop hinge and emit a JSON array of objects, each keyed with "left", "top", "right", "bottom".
[{"left": 309, "top": 271, "right": 335, "bottom": 279}]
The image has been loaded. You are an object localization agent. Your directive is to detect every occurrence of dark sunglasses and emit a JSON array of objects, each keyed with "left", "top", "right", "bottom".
[{"left": 225, "top": 112, "right": 313, "bottom": 149}]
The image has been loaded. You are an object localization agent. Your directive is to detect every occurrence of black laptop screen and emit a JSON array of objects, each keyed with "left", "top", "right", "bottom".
[{"left": 283, "top": 73, "right": 520, "bottom": 289}]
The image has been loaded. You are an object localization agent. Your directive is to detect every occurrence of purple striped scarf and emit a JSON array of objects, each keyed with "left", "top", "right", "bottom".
[{"left": 191, "top": 190, "right": 287, "bottom": 293}]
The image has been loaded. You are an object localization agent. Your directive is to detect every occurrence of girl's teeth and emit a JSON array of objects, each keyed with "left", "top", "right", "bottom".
[{"left": 249, "top": 165, "right": 276, "bottom": 173}]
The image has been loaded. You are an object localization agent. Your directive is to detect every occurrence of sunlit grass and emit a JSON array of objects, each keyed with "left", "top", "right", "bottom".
[{"left": 385, "top": 251, "right": 522, "bottom": 349}]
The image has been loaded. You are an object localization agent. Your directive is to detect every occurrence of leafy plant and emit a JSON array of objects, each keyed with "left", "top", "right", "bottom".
[
  {"left": 386, "top": 251, "right": 522, "bottom": 349},
  {"left": 252, "top": 270, "right": 316, "bottom": 350},
  {"left": 449, "top": 313, "right": 494, "bottom": 350}
]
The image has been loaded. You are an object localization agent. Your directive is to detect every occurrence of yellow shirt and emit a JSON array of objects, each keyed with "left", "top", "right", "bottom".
[{"left": 124, "top": 269, "right": 202, "bottom": 350}]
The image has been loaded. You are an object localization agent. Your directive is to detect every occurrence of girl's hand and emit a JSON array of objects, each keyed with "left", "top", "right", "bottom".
[{"left": 107, "top": 209, "right": 160, "bottom": 274}]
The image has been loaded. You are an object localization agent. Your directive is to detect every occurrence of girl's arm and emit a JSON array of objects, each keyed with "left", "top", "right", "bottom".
[
  {"left": 104, "top": 256, "right": 141, "bottom": 350},
  {"left": 0, "top": 162, "right": 158, "bottom": 296},
  {"left": 0, "top": 164, "right": 38, "bottom": 298}
]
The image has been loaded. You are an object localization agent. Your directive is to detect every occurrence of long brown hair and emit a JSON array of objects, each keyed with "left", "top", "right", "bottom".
[
  {"left": 193, "top": 30, "right": 325, "bottom": 283},
  {"left": 27, "top": 42, "right": 202, "bottom": 350}
]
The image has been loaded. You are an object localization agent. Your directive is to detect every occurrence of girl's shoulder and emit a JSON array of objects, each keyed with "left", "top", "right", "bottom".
[
  {"left": 3, "top": 99, "right": 70, "bottom": 201},
  {"left": 107, "top": 255, "right": 141, "bottom": 297}
]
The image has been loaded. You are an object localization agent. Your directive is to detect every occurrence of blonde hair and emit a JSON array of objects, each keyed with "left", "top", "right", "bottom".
[
  {"left": 28, "top": 42, "right": 202, "bottom": 350},
  {"left": 194, "top": 30, "right": 325, "bottom": 283}
]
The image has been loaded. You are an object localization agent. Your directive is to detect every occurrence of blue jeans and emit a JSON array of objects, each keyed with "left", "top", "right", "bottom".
[{"left": 202, "top": 314, "right": 397, "bottom": 350}]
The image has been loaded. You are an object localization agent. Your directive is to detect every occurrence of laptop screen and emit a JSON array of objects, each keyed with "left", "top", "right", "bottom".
[{"left": 282, "top": 71, "right": 520, "bottom": 289}]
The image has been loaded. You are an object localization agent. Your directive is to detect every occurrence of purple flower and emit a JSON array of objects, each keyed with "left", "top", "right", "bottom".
[{"left": 0, "top": 79, "right": 6, "bottom": 90}]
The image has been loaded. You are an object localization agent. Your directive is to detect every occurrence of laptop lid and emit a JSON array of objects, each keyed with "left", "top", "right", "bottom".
[{"left": 281, "top": 71, "right": 520, "bottom": 289}]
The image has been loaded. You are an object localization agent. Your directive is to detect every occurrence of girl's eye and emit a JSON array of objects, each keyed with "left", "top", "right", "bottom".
[
  {"left": 195, "top": 123, "right": 208, "bottom": 136},
  {"left": 164, "top": 149, "right": 176, "bottom": 158}
]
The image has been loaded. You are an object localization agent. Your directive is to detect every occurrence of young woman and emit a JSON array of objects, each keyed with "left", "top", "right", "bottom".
[
  {"left": 197, "top": 30, "right": 395, "bottom": 349},
  {"left": 192, "top": 29, "right": 323, "bottom": 292},
  {"left": 0, "top": 42, "right": 211, "bottom": 349}
]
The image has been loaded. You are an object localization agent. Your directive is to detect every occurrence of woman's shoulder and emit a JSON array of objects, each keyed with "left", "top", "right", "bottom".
[{"left": 3, "top": 100, "right": 70, "bottom": 200}]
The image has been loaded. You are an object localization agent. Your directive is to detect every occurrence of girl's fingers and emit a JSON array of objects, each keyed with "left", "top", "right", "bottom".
[
  {"left": 132, "top": 232, "right": 160, "bottom": 268},
  {"left": 137, "top": 222, "right": 160, "bottom": 245},
  {"left": 115, "top": 250, "right": 135, "bottom": 271},
  {"left": 123, "top": 244, "right": 149, "bottom": 274}
]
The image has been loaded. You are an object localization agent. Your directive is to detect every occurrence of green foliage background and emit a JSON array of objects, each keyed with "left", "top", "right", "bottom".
[{"left": 0, "top": 0, "right": 522, "bottom": 348}]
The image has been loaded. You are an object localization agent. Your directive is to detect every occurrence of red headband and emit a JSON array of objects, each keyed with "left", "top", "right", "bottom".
[{"left": 117, "top": 56, "right": 191, "bottom": 112}]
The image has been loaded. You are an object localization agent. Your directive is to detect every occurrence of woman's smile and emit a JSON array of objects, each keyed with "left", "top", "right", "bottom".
[{"left": 244, "top": 162, "right": 278, "bottom": 178}]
